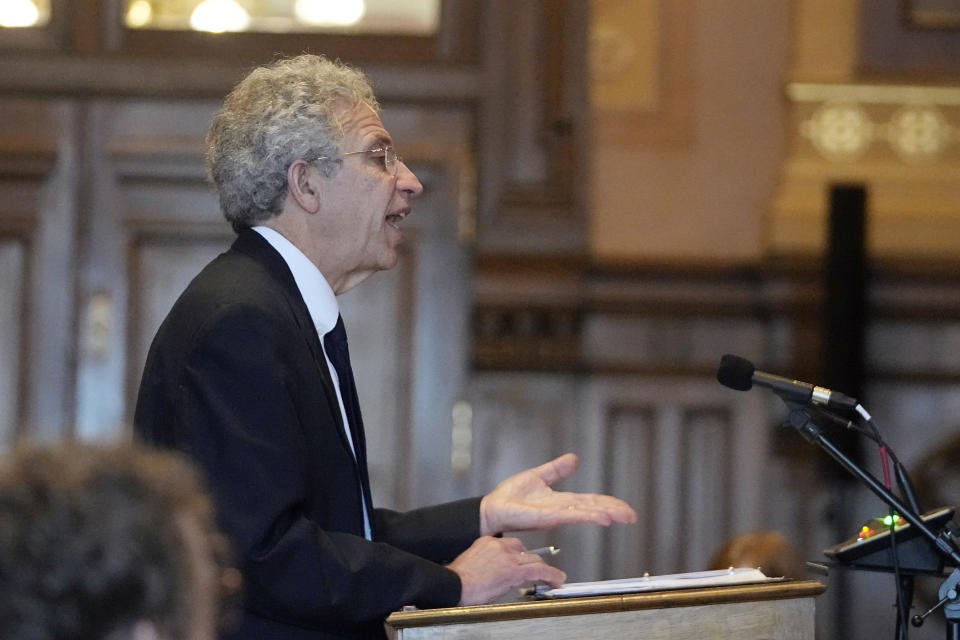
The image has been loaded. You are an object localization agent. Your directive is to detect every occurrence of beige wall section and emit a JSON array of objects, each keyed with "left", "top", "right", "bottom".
[
  {"left": 791, "top": 0, "right": 860, "bottom": 81},
  {"left": 770, "top": 0, "right": 960, "bottom": 259},
  {"left": 590, "top": 0, "right": 960, "bottom": 263},
  {"left": 589, "top": 0, "right": 791, "bottom": 263}
]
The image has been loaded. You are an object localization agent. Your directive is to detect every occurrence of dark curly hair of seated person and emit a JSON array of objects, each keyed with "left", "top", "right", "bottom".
[{"left": 0, "top": 440, "right": 236, "bottom": 640}]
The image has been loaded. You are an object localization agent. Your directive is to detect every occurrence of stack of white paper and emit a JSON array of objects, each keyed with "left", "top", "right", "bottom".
[{"left": 526, "top": 567, "right": 778, "bottom": 599}]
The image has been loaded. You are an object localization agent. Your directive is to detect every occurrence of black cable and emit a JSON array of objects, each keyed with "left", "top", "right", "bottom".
[
  {"left": 800, "top": 405, "right": 927, "bottom": 639},
  {"left": 888, "top": 500, "right": 908, "bottom": 640},
  {"left": 860, "top": 413, "right": 909, "bottom": 640}
]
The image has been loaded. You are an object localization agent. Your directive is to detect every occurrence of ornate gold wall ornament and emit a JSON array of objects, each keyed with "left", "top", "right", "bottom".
[
  {"left": 772, "top": 82, "right": 960, "bottom": 258},
  {"left": 789, "top": 83, "right": 960, "bottom": 164},
  {"left": 801, "top": 102, "right": 874, "bottom": 162},
  {"left": 589, "top": 0, "right": 660, "bottom": 113},
  {"left": 800, "top": 100, "right": 955, "bottom": 164},
  {"left": 884, "top": 104, "right": 953, "bottom": 164},
  {"left": 590, "top": 24, "right": 638, "bottom": 82}
]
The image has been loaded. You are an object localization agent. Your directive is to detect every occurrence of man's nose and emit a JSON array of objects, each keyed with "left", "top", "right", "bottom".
[{"left": 396, "top": 161, "right": 423, "bottom": 197}]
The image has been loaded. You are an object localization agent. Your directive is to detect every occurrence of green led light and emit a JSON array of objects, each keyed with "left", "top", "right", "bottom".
[{"left": 882, "top": 514, "right": 901, "bottom": 526}]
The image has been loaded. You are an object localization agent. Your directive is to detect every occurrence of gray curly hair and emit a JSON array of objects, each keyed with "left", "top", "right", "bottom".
[{"left": 206, "top": 54, "right": 379, "bottom": 232}]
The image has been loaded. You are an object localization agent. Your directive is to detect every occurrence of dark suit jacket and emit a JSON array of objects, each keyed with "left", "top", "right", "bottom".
[{"left": 134, "top": 229, "right": 480, "bottom": 640}]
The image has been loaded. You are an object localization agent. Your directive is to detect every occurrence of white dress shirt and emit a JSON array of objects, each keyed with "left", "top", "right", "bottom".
[{"left": 253, "top": 226, "right": 372, "bottom": 539}]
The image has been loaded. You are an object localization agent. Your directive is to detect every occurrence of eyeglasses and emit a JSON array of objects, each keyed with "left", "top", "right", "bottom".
[{"left": 312, "top": 146, "right": 403, "bottom": 176}]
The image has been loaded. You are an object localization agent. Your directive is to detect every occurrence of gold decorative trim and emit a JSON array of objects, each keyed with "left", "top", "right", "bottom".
[
  {"left": 591, "top": 0, "right": 695, "bottom": 147},
  {"left": 386, "top": 580, "right": 826, "bottom": 628},
  {"left": 787, "top": 83, "right": 960, "bottom": 105},
  {"left": 798, "top": 101, "right": 956, "bottom": 164},
  {"left": 770, "top": 81, "right": 960, "bottom": 258}
]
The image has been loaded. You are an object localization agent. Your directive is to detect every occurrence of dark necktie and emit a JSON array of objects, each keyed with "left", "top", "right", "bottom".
[{"left": 323, "top": 314, "right": 374, "bottom": 533}]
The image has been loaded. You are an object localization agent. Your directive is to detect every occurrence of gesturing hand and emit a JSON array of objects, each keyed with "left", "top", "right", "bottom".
[
  {"left": 448, "top": 536, "right": 566, "bottom": 606},
  {"left": 479, "top": 453, "right": 637, "bottom": 536}
]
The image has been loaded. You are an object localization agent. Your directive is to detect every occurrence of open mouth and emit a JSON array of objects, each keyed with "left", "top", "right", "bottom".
[{"left": 386, "top": 211, "right": 407, "bottom": 230}]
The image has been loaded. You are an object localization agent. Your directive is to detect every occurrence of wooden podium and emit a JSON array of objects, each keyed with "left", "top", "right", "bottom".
[{"left": 385, "top": 580, "right": 825, "bottom": 640}]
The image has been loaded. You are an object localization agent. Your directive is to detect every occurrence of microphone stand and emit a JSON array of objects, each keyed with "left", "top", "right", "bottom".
[
  {"left": 784, "top": 402, "right": 960, "bottom": 640},
  {"left": 896, "top": 462, "right": 923, "bottom": 640}
]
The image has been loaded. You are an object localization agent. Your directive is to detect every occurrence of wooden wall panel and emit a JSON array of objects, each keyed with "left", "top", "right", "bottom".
[
  {"left": 599, "top": 404, "right": 657, "bottom": 578},
  {"left": 463, "top": 374, "right": 768, "bottom": 585},
  {"left": 463, "top": 374, "right": 583, "bottom": 560},
  {"left": 475, "top": 0, "right": 587, "bottom": 255},
  {"left": 0, "top": 240, "right": 26, "bottom": 446},
  {"left": 570, "top": 378, "right": 768, "bottom": 582},
  {"left": 0, "top": 99, "right": 77, "bottom": 443},
  {"left": 339, "top": 245, "right": 416, "bottom": 511},
  {"left": 466, "top": 375, "right": 581, "bottom": 496},
  {"left": 677, "top": 407, "right": 733, "bottom": 572},
  {"left": 72, "top": 99, "right": 226, "bottom": 439},
  {"left": 125, "top": 234, "right": 231, "bottom": 422},
  {"left": 374, "top": 107, "right": 475, "bottom": 511}
]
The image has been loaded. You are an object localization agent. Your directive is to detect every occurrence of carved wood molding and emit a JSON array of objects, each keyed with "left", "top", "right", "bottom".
[
  {"left": 475, "top": 0, "right": 589, "bottom": 256},
  {"left": 0, "top": 0, "right": 479, "bottom": 59},
  {"left": 472, "top": 303, "right": 582, "bottom": 371},
  {"left": 0, "top": 234, "right": 32, "bottom": 445},
  {"left": 0, "top": 137, "right": 57, "bottom": 180},
  {"left": 0, "top": 1, "right": 481, "bottom": 98},
  {"left": 472, "top": 255, "right": 960, "bottom": 380}
]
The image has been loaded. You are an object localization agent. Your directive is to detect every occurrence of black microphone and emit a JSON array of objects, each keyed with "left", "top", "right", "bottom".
[{"left": 716, "top": 353, "right": 859, "bottom": 413}]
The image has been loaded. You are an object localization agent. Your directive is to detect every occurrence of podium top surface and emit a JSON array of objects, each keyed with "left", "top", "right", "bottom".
[{"left": 385, "top": 579, "right": 826, "bottom": 630}]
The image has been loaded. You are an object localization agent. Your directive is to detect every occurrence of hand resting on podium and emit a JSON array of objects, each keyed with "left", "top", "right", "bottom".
[{"left": 448, "top": 453, "right": 638, "bottom": 606}]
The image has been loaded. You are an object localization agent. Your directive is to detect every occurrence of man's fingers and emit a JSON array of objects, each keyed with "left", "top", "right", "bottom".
[
  {"left": 515, "top": 546, "right": 566, "bottom": 586},
  {"left": 534, "top": 452, "right": 578, "bottom": 485},
  {"left": 515, "top": 549, "right": 566, "bottom": 585},
  {"left": 524, "top": 562, "right": 566, "bottom": 587},
  {"left": 451, "top": 536, "right": 568, "bottom": 605},
  {"left": 501, "top": 536, "right": 526, "bottom": 553}
]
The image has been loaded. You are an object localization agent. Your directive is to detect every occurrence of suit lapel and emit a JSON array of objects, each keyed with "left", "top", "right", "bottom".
[{"left": 229, "top": 230, "right": 356, "bottom": 460}]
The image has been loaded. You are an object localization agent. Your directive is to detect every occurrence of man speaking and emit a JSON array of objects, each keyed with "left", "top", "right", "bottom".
[{"left": 135, "top": 54, "right": 637, "bottom": 640}]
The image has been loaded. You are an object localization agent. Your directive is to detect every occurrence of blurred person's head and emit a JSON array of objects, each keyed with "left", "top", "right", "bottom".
[
  {"left": 708, "top": 530, "right": 805, "bottom": 579},
  {"left": 0, "top": 441, "right": 238, "bottom": 640}
]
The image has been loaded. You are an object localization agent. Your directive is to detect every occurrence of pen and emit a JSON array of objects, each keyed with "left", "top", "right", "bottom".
[{"left": 526, "top": 546, "right": 560, "bottom": 557}]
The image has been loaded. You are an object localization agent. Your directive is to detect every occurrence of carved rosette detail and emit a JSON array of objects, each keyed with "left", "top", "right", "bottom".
[
  {"left": 801, "top": 101, "right": 955, "bottom": 164},
  {"left": 801, "top": 102, "right": 874, "bottom": 162},
  {"left": 885, "top": 104, "right": 953, "bottom": 164}
]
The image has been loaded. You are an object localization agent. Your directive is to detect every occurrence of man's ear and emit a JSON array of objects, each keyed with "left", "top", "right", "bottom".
[{"left": 287, "top": 160, "right": 322, "bottom": 213}]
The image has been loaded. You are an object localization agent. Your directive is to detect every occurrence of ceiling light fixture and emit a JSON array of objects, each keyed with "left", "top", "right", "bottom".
[
  {"left": 125, "top": 0, "right": 153, "bottom": 28},
  {"left": 190, "top": 0, "right": 251, "bottom": 33},
  {"left": 294, "top": 0, "right": 366, "bottom": 27},
  {"left": 0, "top": 0, "right": 40, "bottom": 28}
]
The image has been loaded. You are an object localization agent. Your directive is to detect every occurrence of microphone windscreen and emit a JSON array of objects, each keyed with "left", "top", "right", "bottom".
[{"left": 716, "top": 354, "right": 755, "bottom": 391}]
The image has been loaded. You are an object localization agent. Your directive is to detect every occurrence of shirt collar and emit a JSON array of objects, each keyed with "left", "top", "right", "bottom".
[{"left": 252, "top": 226, "right": 339, "bottom": 336}]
